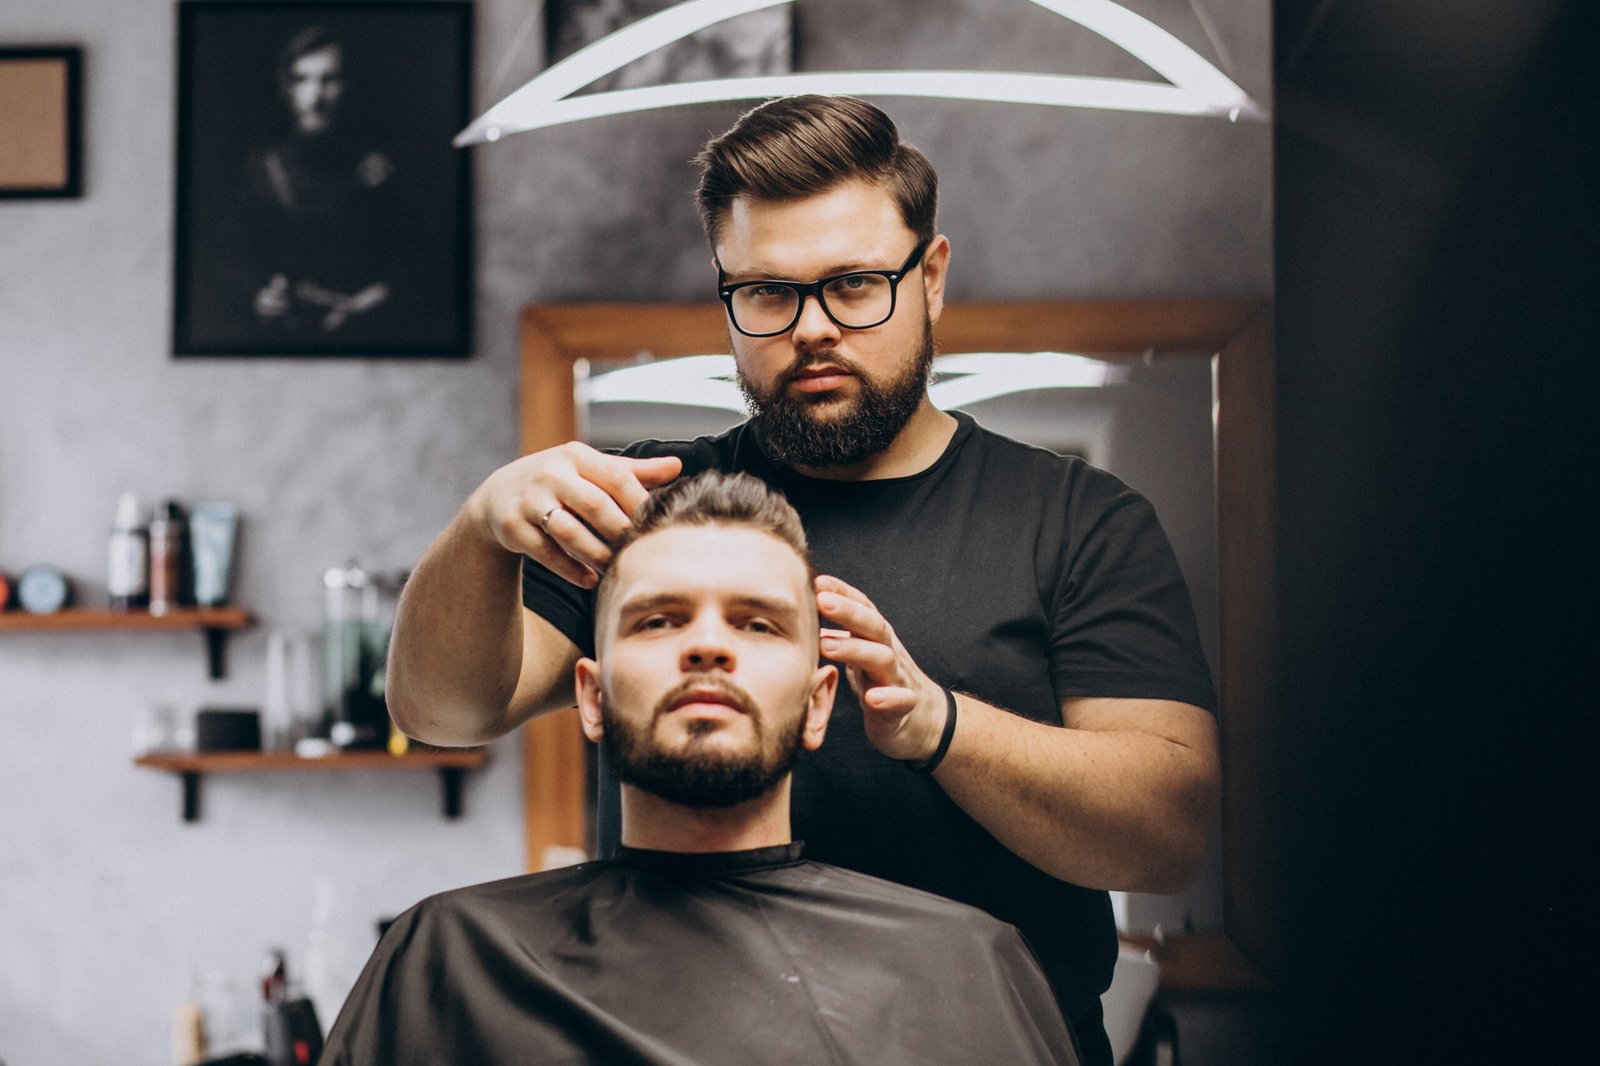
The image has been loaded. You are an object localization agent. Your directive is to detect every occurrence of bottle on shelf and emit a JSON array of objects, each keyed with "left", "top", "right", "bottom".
[
  {"left": 149, "top": 500, "right": 190, "bottom": 616},
  {"left": 171, "top": 971, "right": 208, "bottom": 1066},
  {"left": 108, "top": 492, "right": 149, "bottom": 612},
  {"left": 323, "top": 561, "right": 387, "bottom": 750}
]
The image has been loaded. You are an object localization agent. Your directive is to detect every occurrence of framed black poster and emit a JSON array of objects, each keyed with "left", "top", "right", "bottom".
[{"left": 173, "top": 2, "right": 473, "bottom": 357}]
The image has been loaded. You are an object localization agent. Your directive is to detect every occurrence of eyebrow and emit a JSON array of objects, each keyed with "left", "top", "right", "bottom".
[
  {"left": 718, "top": 259, "right": 882, "bottom": 285},
  {"left": 616, "top": 591, "right": 804, "bottom": 621}
]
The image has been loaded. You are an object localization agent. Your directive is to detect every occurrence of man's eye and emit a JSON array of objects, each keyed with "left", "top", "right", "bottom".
[
  {"left": 742, "top": 618, "right": 778, "bottom": 634},
  {"left": 748, "top": 284, "right": 792, "bottom": 302},
  {"left": 635, "top": 616, "right": 676, "bottom": 631}
]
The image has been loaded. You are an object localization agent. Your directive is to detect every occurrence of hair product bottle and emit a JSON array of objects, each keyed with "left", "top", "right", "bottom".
[
  {"left": 149, "top": 500, "right": 188, "bottom": 616},
  {"left": 108, "top": 492, "right": 149, "bottom": 611}
]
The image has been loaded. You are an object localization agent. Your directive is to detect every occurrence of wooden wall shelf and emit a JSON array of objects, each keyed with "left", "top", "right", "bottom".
[
  {"left": 0, "top": 606, "right": 253, "bottom": 677},
  {"left": 135, "top": 748, "right": 488, "bottom": 822},
  {"left": 1119, "top": 933, "right": 1269, "bottom": 994}
]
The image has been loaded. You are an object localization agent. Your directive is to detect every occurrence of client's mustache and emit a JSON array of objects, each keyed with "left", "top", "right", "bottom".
[{"left": 651, "top": 676, "right": 760, "bottom": 721}]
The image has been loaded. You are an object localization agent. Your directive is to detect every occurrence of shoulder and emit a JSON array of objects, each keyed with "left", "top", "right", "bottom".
[
  {"left": 956, "top": 413, "right": 1097, "bottom": 479},
  {"left": 403, "top": 861, "right": 615, "bottom": 933},
  {"left": 792, "top": 860, "right": 1022, "bottom": 943},
  {"left": 954, "top": 413, "right": 1148, "bottom": 514},
  {"left": 617, "top": 423, "right": 765, "bottom": 477}
]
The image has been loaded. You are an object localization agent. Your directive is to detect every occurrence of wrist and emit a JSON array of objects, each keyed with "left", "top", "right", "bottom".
[
  {"left": 460, "top": 484, "right": 505, "bottom": 550},
  {"left": 904, "top": 688, "right": 958, "bottom": 774}
]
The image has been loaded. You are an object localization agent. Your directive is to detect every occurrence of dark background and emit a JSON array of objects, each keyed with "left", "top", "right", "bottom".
[{"left": 1269, "top": 0, "right": 1597, "bottom": 1060}]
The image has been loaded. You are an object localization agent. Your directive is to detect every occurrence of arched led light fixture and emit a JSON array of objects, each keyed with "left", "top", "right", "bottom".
[
  {"left": 455, "top": 0, "right": 1266, "bottom": 146},
  {"left": 577, "top": 351, "right": 1123, "bottom": 414}
]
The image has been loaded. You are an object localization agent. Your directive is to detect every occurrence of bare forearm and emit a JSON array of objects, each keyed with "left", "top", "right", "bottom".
[
  {"left": 386, "top": 507, "right": 530, "bottom": 746},
  {"left": 815, "top": 576, "right": 1219, "bottom": 893},
  {"left": 933, "top": 695, "right": 1219, "bottom": 893},
  {"left": 387, "top": 445, "right": 683, "bottom": 745}
]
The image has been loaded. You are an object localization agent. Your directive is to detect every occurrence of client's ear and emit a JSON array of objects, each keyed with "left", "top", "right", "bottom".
[
  {"left": 574, "top": 658, "right": 606, "bottom": 743},
  {"left": 802, "top": 664, "right": 838, "bottom": 752}
]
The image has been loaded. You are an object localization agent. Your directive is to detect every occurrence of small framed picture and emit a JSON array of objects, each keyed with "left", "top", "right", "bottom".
[
  {"left": 173, "top": 1, "right": 473, "bottom": 357},
  {"left": 0, "top": 46, "right": 83, "bottom": 199}
]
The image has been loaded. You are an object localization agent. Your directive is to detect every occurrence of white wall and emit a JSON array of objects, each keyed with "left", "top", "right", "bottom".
[{"left": 0, "top": 1, "right": 1267, "bottom": 1061}]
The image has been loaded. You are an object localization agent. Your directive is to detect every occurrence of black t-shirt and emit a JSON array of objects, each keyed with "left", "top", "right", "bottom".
[{"left": 522, "top": 411, "right": 1216, "bottom": 1041}]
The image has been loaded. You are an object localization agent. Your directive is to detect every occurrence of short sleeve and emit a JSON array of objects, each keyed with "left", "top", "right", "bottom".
[
  {"left": 1048, "top": 474, "right": 1218, "bottom": 713},
  {"left": 522, "top": 555, "right": 597, "bottom": 659}
]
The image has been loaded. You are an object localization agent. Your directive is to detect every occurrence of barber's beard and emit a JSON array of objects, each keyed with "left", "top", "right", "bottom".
[
  {"left": 599, "top": 680, "right": 808, "bottom": 809},
  {"left": 739, "top": 313, "right": 936, "bottom": 469}
]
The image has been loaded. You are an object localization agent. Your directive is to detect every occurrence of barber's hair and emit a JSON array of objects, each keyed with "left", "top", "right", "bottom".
[
  {"left": 597, "top": 472, "right": 813, "bottom": 627},
  {"left": 693, "top": 95, "right": 938, "bottom": 249}
]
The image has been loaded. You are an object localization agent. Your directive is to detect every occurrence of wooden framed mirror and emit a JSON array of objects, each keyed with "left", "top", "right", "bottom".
[{"left": 518, "top": 297, "right": 1276, "bottom": 965}]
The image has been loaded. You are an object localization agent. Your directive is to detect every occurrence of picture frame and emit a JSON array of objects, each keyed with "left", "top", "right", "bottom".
[
  {"left": 0, "top": 46, "right": 83, "bottom": 199},
  {"left": 172, "top": 1, "right": 473, "bottom": 358}
]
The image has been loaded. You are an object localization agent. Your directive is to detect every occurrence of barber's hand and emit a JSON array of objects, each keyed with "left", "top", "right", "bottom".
[
  {"left": 815, "top": 575, "right": 949, "bottom": 763},
  {"left": 466, "top": 443, "right": 683, "bottom": 588}
]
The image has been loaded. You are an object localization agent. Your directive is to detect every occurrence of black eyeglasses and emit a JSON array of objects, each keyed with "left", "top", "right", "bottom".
[{"left": 717, "top": 241, "right": 929, "bottom": 338}]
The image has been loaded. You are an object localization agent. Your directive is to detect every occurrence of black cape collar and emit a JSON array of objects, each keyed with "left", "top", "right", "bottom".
[{"left": 612, "top": 840, "right": 806, "bottom": 877}]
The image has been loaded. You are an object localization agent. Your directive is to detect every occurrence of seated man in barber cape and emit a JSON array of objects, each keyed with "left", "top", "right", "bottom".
[{"left": 322, "top": 473, "right": 1080, "bottom": 1065}]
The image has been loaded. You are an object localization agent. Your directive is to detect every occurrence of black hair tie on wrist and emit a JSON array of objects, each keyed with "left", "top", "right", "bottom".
[{"left": 904, "top": 688, "right": 958, "bottom": 774}]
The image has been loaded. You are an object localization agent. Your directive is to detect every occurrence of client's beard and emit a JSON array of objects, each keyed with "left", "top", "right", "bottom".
[
  {"left": 739, "top": 314, "right": 936, "bottom": 469},
  {"left": 599, "top": 679, "right": 808, "bottom": 809}
]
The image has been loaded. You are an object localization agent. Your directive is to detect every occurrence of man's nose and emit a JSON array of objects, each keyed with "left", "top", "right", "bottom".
[
  {"left": 790, "top": 291, "right": 842, "bottom": 349},
  {"left": 680, "top": 621, "right": 736, "bottom": 672}
]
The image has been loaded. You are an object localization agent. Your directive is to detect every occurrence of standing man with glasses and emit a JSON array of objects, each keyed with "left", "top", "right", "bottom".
[{"left": 387, "top": 95, "right": 1219, "bottom": 1066}]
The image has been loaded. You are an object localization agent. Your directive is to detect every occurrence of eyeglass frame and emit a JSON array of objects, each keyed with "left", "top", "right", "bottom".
[{"left": 716, "top": 240, "right": 930, "bottom": 338}]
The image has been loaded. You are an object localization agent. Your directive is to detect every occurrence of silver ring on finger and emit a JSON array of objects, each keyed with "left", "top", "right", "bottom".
[{"left": 540, "top": 505, "right": 566, "bottom": 534}]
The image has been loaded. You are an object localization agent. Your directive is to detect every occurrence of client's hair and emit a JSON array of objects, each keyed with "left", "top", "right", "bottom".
[{"left": 597, "top": 471, "right": 812, "bottom": 619}]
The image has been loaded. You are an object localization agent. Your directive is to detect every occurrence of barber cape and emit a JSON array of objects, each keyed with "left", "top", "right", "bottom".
[{"left": 321, "top": 842, "right": 1079, "bottom": 1065}]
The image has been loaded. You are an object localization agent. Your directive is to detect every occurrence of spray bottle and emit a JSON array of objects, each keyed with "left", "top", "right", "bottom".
[{"left": 108, "top": 492, "right": 149, "bottom": 611}]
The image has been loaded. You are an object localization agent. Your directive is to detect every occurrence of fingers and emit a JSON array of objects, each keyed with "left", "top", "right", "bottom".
[
  {"left": 475, "top": 446, "right": 684, "bottom": 590},
  {"left": 568, "top": 451, "right": 683, "bottom": 537},
  {"left": 632, "top": 455, "right": 684, "bottom": 489},
  {"left": 556, "top": 471, "right": 639, "bottom": 547},
  {"left": 818, "top": 631, "right": 899, "bottom": 682},
  {"left": 819, "top": 582, "right": 896, "bottom": 640},
  {"left": 815, "top": 573, "right": 879, "bottom": 610},
  {"left": 858, "top": 685, "right": 919, "bottom": 714},
  {"left": 528, "top": 516, "right": 601, "bottom": 588},
  {"left": 531, "top": 502, "right": 611, "bottom": 580}
]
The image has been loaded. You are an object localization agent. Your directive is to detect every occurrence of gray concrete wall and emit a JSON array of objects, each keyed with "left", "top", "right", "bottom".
[{"left": 0, "top": 1, "right": 1267, "bottom": 1061}]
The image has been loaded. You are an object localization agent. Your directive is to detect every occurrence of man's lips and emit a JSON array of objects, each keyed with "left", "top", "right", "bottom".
[
  {"left": 787, "top": 365, "right": 854, "bottom": 394},
  {"left": 665, "top": 688, "right": 746, "bottom": 716}
]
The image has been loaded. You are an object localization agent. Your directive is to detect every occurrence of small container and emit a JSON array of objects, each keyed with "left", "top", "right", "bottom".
[
  {"left": 108, "top": 492, "right": 149, "bottom": 611},
  {"left": 263, "top": 630, "right": 294, "bottom": 751},
  {"left": 134, "top": 704, "right": 183, "bottom": 755},
  {"left": 149, "top": 500, "right": 189, "bottom": 616},
  {"left": 190, "top": 501, "right": 239, "bottom": 607},
  {"left": 324, "top": 562, "right": 385, "bottom": 749},
  {"left": 17, "top": 564, "right": 73, "bottom": 615},
  {"left": 195, "top": 707, "right": 262, "bottom": 752}
]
